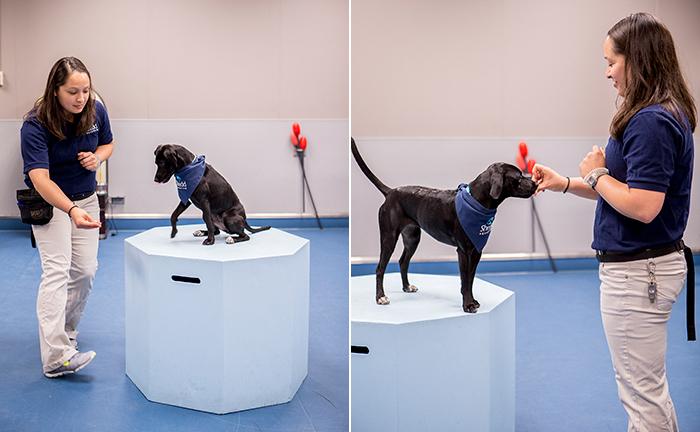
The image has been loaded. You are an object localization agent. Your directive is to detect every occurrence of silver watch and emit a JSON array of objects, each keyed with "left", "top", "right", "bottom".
[{"left": 584, "top": 168, "right": 609, "bottom": 190}]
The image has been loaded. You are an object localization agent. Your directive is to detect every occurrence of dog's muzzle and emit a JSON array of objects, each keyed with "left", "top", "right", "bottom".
[
  {"left": 154, "top": 173, "right": 172, "bottom": 183},
  {"left": 519, "top": 179, "right": 538, "bottom": 197}
]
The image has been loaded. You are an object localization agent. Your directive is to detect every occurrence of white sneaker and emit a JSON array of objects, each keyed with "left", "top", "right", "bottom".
[{"left": 44, "top": 351, "right": 96, "bottom": 378}]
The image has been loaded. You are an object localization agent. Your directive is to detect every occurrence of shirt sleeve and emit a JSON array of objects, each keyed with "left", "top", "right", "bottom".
[
  {"left": 21, "top": 120, "right": 50, "bottom": 175},
  {"left": 96, "top": 101, "right": 113, "bottom": 145},
  {"left": 621, "top": 111, "right": 679, "bottom": 193}
]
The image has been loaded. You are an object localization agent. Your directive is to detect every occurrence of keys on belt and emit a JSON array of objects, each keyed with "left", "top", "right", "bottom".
[{"left": 647, "top": 260, "right": 657, "bottom": 303}]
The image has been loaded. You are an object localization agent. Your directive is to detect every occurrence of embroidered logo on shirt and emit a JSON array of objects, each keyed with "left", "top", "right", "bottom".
[{"left": 86, "top": 123, "right": 99, "bottom": 134}]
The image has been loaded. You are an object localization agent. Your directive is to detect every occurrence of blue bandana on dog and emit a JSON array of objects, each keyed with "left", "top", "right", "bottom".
[
  {"left": 174, "top": 155, "right": 206, "bottom": 204},
  {"left": 455, "top": 183, "right": 497, "bottom": 252}
]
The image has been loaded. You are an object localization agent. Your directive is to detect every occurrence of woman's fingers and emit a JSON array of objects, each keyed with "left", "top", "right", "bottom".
[
  {"left": 77, "top": 152, "right": 98, "bottom": 171},
  {"left": 71, "top": 208, "right": 101, "bottom": 229}
]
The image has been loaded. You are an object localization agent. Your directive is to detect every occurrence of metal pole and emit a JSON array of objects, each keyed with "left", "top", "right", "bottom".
[
  {"left": 531, "top": 199, "right": 557, "bottom": 272},
  {"left": 296, "top": 150, "right": 323, "bottom": 229}
]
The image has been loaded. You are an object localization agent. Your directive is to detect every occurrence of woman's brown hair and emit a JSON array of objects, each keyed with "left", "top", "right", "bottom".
[
  {"left": 608, "top": 13, "right": 696, "bottom": 139},
  {"left": 26, "top": 57, "right": 96, "bottom": 140}
]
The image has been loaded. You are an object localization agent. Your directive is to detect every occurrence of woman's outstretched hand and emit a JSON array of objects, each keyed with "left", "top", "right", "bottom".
[
  {"left": 532, "top": 163, "right": 568, "bottom": 194},
  {"left": 70, "top": 207, "right": 101, "bottom": 229}
]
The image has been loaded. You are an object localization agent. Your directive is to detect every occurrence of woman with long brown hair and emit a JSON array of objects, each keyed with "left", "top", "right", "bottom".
[
  {"left": 21, "top": 57, "right": 114, "bottom": 378},
  {"left": 533, "top": 13, "right": 695, "bottom": 431}
]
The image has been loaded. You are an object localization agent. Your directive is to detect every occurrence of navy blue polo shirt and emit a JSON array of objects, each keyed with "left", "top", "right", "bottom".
[
  {"left": 592, "top": 104, "right": 694, "bottom": 252},
  {"left": 21, "top": 101, "right": 113, "bottom": 197}
]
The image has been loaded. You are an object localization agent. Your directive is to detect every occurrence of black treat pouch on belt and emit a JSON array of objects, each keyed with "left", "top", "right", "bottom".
[{"left": 16, "top": 188, "right": 53, "bottom": 225}]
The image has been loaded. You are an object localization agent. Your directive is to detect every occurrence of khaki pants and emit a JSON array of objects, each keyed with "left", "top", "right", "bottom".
[
  {"left": 32, "top": 194, "right": 99, "bottom": 373},
  {"left": 600, "top": 250, "right": 687, "bottom": 432}
]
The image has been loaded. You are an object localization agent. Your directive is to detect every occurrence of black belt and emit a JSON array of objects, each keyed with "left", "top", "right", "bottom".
[
  {"left": 68, "top": 191, "right": 95, "bottom": 201},
  {"left": 596, "top": 240, "right": 684, "bottom": 263},
  {"left": 596, "top": 240, "right": 695, "bottom": 341}
]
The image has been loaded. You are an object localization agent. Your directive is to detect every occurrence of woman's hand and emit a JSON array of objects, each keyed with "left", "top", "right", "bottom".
[
  {"left": 532, "top": 163, "right": 568, "bottom": 193},
  {"left": 579, "top": 145, "right": 606, "bottom": 177},
  {"left": 70, "top": 206, "right": 101, "bottom": 229},
  {"left": 77, "top": 152, "right": 101, "bottom": 171}
]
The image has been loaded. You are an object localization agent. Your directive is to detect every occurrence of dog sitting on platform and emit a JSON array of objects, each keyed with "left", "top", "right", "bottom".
[
  {"left": 153, "top": 144, "right": 270, "bottom": 245},
  {"left": 351, "top": 138, "right": 537, "bottom": 312}
]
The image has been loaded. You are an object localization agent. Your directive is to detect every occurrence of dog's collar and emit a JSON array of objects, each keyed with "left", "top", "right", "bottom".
[{"left": 457, "top": 183, "right": 494, "bottom": 215}]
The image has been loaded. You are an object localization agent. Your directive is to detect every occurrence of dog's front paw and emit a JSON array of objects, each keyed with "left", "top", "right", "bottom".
[
  {"left": 463, "top": 302, "right": 478, "bottom": 313},
  {"left": 403, "top": 284, "right": 418, "bottom": 293},
  {"left": 225, "top": 236, "right": 235, "bottom": 245},
  {"left": 170, "top": 228, "right": 178, "bottom": 238},
  {"left": 202, "top": 237, "right": 215, "bottom": 246},
  {"left": 193, "top": 230, "right": 206, "bottom": 237},
  {"left": 376, "top": 296, "right": 390, "bottom": 305}
]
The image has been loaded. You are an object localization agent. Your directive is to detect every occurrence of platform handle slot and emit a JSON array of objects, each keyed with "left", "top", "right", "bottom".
[
  {"left": 351, "top": 345, "right": 369, "bottom": 355},
  {"left": 171, "top": 275, "right": 201, "bottom": 284}
]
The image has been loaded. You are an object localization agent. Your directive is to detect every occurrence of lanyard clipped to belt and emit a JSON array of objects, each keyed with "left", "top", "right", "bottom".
[{"left": 684, "top": 246, "right": 696, "bottom": 341}]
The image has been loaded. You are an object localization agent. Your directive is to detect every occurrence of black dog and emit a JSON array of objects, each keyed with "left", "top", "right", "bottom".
[
  {"left": 154, "top": 144, "right": 270, "bottom": 245},
  {"left": 351, "top": 138, "right": 537, "bottom": 312}
]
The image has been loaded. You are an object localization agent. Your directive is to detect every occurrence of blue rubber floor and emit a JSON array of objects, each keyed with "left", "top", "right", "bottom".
[
  {"left": 480, "top": 269, "right": 700, "bottom": 432},
  {"left": 0, "top": 227, "right": 348, "bottom": 432},
  {"left": 352, "top": 264, "right": 700, "bottom": 431}
]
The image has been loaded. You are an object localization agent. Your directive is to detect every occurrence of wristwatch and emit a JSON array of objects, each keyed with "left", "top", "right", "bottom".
[{"left": 584, "top": 168, "right": 609, "bottom": 190}]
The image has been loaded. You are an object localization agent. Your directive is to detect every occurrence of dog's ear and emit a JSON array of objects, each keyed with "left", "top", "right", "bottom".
[
  {"left": 154, "top": 144, "right": 163, "bottom": 157},
  {"left": 161, "top": 146, "right": 178, "bottom": 166},
  {"left": 173, "top": 150, "right": 190, "bottom": 168},
  {"left": 489, "top": 171, "right": 503, "bottom": 199}
]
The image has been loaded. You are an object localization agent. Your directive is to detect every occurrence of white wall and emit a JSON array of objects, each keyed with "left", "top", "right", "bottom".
[
  {"left": 0, "top": 0, "right": 349, "bottom": 218},
  {"left": 351, "top": 0, "right": 700, "bottom": 261},
  {"left": 351, "top": 137, "right": 700, "bottom": 261},
  {"left": 3, "top": 119, "right": 348, "bottom": 218},
  {"left": 352, "top": 0, "right": 699, "bottom": 137}
]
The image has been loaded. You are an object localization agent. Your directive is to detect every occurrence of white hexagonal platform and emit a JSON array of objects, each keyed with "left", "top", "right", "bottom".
[
  {"left": 351, "top": 273, "right": 515, "bottom": 432},
  {"left": 125, "top": 225, "right": 310, "bottom": 414}
]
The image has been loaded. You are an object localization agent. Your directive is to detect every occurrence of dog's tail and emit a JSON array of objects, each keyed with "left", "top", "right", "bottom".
[
  {"left": 351, "top": 138, "right": 390, "bottom": 196},
  {"left": 245, "top": 221, "right": 272, "bottom": 234}
]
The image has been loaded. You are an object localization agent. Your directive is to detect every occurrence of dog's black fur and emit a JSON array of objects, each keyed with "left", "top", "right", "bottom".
[
  {"left": 351, "top": 138, "right": 537, "bottom": 312},
  {"left": 154, "top": 144, "right": 270, "bottom": 245}
]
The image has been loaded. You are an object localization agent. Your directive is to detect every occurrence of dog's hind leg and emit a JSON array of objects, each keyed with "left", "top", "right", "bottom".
[
  {"left": 223, "top": 216, "right": 250, "bottom": 244},
  {"left": 193, "top": 228, "right": 220, "bottom": 237},
  {"left": 225, "top": 232, "right": 250, "bottom": 244},
  {"left": 376, "top": 208, "right": 400, "bottom": 305},
  {"left": 457, "top": 248, "right": 482, "bottom": 313},
  {"left": 399, "top": 225, "right": 421, "bottom": 293}
]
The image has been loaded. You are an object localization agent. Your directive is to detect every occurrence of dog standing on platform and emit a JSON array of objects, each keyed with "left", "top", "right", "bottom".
[
  {"left": 351, "top": 138, "right": 537, "bottom": 312},
  {"left": 154, "top": 144, "right": 270, "bottom": 245}
]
